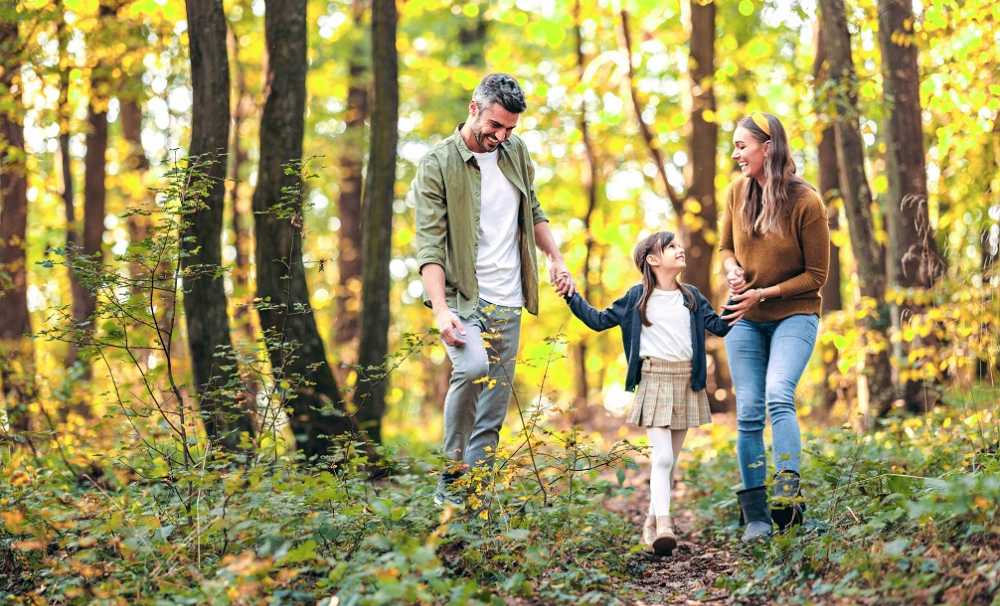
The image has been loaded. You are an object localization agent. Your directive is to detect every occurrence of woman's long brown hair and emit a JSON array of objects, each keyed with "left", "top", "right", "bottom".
[
  {"left": 633, "top": 231, "right": 694, "bottom": 327},
  {"left": 738, "top": 113, "right": 811, "bottom": 236}
]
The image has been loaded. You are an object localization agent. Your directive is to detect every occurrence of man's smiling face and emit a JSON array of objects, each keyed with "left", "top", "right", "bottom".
[{"left": 466, "top": 101, "right": 520, "bottom": 152}]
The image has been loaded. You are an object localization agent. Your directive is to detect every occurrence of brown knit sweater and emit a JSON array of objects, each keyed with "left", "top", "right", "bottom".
[{"left": 718, "top": 176, "right": 830, "bottom": 322}]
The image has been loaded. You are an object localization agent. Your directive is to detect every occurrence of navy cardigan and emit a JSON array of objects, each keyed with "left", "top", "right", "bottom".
[{"left": 566, "top": 284, "right": 730, "bottom": 392}]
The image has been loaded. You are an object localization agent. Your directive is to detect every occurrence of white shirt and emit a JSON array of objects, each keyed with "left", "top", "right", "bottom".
[
  {"left": 473, "top": 149, "right": 523, "bottom": 307},
  {"left": 638, "top": 288, "right": 693, "bottom": 362}
]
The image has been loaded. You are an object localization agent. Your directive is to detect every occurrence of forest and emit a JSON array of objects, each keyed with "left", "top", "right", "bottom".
[{"left": 0, "top": 0, "right": 998, "bottom": 603}]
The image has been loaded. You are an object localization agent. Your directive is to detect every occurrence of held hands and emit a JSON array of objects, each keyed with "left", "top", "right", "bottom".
[
  {"left": 434, "top": 307, "right": 466, "bottom": 346},
  {"left": 721, "top": 288, "right": 764, "bottom": 324},
  {"left": 549, "top": 258, "right": 576, "bottom": 298},
  {"left": 726, "top": 265, "right": 747, "bottom": 293}
]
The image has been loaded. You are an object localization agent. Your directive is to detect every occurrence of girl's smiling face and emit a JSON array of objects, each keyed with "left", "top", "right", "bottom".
[
  {"left": 648, "top": 238, "right": 686, "bottom": 272},
  {"left": 732, "top": 125, "right": 768, "bottom": 181}
]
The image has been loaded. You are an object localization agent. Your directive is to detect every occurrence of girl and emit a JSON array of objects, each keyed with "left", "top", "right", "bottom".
[
  {"left": 563, "top": 231, "right": 730, "bottom": 555},
  {"left": 719, "top": 112, "right": 829, "bottom": 542}
]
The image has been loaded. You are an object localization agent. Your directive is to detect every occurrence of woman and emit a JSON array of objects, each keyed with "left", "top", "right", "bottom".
[{"left": 719, "top": 112, "right": 830, "bottom": 542}]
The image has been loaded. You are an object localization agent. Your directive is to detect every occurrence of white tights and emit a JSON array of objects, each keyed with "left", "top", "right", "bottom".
[{"left": 646, "top": 427, "right": 688, "bottom": 518}]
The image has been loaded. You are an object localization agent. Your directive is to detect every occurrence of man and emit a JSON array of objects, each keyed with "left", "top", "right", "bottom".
[{"left": 412, "top": 73, "right": 575, "bottom": 506}]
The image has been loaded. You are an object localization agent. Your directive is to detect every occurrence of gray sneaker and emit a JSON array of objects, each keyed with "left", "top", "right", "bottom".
[{"left": 434, "top": 477, "right": 465, "bottom": 508}]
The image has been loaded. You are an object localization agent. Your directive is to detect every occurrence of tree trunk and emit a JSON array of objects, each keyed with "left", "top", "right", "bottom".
[
  {"left": 224, "top": 19, "right": 261, "bottom": 418},
  {"left": 68, "top": 3, "right": 116, "bottom": 380},
  {"left": 354, "top": 0, "right": 399, "bottom": 444},
  {"left": 0, "top": 17, "right": 35, "bottom": 433},
  {"left": 813, "top": 18, "right": 844, "bottom": 415},
  {"left": 687, "top": 0, "right": 733, "bottom": 412},
  {"left": 685, "top": 0, "right": 717, "bottom": 300},
  {"left": 121, "top": 96, "right": 150, "bottom": 292},
  {"left": 226, "top": 22, "right": 254, "bottom": 326},
  {"left": 253, "top": 0, "right": 356, "bottom": 458},
  {"left": 57, "top": 3, "right": 76, "bottom": 323},
  {"left": 120, "top": 95, "right": 157, "bottom": 369},
  {"left": 978, "top": 118, "right": 999, "bottom": 380},
  {"left": 457, "top": 1, "right": 488, "bottom": 67},
  {"left": 817, "top": 125, "right": 843, "bottom": 314},
  {"left": 879, "top": 0, "right": 944, "bottom": 291},
  {"left": 184, "top": 0, "right": 255, "bottom": 449},
  {"left": 877, "top": 0, "right": 946, "bottom": 413},
  {"left": 818, "top": 0, "right": 895, "bottom": 420},
  {"left": 226, "top": 21, "right": 255, "bottom": 343},
  {"left": 570, "top": 0, "right": 600, "bottom": 423},
  {"left": 814, "top": 23, "right": 843, "bottom": 314},
  {"left": 334, "top": 0, "right": 369, "bottom": 352}
]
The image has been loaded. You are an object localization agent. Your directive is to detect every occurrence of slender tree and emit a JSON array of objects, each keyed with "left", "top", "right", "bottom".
[
  {"left": 334, "top": 0, "right": 369, "bottom": 351},
  {"left": 354, "top": 0, "right": 399, "bottom": 444},
  {"left": 457, "top": 0, "right": 487, "bottom": 66},
  {"left": 121, "top": 87, "right": 151, "bottom": 295},
  {"left": 66, "top": 1, "right": 117, "bottom": 381},
  {"left": 983, "top": 118, "right": 1000, "bottom": 277},
  {"left": 570, "top": 0, "right": 602, "bottom": 421},
  {"left": 56, "top": 1, "right": 75, "bottom": 314},
  {"left": 978, "top": 120, "right": 999, "bottom": 380},
  {"left": 818, "top": 0, "right": 895, "bottom": 419},
  {"left": 813, "top": 20, "right": 845, "bottom": 414},
  {"left": 253, "top": 0, "right": 356, "bottom": 457},
  {"left": 184, "top": 0, "right": 255, "bottom": 449},
  {"left": 814, "top": 23, "right": 843, "bottom": 313},
  {"left": 878, "top": 0, "right": 946, "bottom": 412},
  {"left": 225, "top": 19, "right": 256, "bottom": 343},
  {"left": 0, "top": 13, "right": 35, "bottom": 433},
  {"left": 685, "top": 0, "right": 718, "bottom": 300}
]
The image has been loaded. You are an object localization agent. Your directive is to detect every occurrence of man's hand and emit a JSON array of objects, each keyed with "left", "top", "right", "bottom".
[
  {"left": 533, "top": 222, "right": 575, "bottom": 298},
  {"left": 434, "top": 307, "right": 466, "bottom": 346},
  {"left": 549, "top": 258, "right": 576, "bottom": 298},
  {"left": 721, "top": 288, "right": 762, "bottom": 323}
]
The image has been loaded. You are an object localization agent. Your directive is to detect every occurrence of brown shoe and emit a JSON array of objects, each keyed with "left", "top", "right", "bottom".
[
  {"left": 642, "top": 514, "right": 656, "bottom": 546},
  {"left": 652, "top": 515, "right": 677, "bottom": 555}
]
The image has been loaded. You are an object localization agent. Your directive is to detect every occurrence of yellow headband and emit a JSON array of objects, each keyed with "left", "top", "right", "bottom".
[{"left": 751, "top": 112, "right": 772, "bottom": 137}]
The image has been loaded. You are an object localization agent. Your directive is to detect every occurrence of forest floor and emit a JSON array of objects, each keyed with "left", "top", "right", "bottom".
[
  {"left": 592, "top": 396, "right": 1000, "bottom": 606},
  {"left": 2, "top": 390, "right": 997, "bottom": 605},
  {"left": 606, "top": 470, "right": 744, "bottom": 606}
]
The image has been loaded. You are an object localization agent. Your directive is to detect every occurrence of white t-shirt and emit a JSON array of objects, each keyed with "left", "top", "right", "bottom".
[
  {"left": 638, "top": 288, "right": 693, "bottom": 362},
  {"left": 473, "top": 149, "right": 523, "bottom": 307}
]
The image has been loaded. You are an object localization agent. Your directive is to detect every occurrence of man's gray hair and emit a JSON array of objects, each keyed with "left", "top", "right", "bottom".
[{"left": 472, "top": 73, "right": 527, "bottom": 114}]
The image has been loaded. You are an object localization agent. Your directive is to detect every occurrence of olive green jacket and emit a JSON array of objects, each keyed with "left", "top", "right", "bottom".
[{"left": 412, "top": 125, "right": 549, "bottom": 317}]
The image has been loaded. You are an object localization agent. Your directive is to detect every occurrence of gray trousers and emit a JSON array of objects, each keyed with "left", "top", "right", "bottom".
[{"left": 442, "top": 299, "right": 521, "bottom": 473}]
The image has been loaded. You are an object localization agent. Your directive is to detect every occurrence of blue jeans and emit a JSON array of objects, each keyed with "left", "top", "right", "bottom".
[{"left": 725, "top": 314, "right": 819, "bottom": 489}]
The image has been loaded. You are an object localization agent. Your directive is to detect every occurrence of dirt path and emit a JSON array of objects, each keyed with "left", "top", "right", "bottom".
[{"left": 604, "top": 469, "right": 745, "bottom": 605}]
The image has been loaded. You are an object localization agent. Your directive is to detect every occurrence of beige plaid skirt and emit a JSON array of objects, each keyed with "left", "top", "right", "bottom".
[{"left": 627, "top": 358, "right": 712, "bottom": 429}]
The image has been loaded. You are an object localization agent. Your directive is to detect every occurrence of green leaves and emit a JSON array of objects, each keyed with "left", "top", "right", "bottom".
[{"left": 682, "top": 392, "right": 1000, "bottom": 604}]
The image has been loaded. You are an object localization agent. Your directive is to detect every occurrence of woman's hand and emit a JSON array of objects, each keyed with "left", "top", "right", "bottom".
[
  {"left": 726, "top": 264, "right": 747, "bottom": 293},
  {"left": 721, "top": 288, "right": 763, "bottom": 323}
]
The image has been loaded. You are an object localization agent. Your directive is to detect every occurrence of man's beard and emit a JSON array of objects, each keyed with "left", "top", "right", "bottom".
[
  {"left": 475, "top": 131, "right": 499, "bottom": 150},
  {"left": 472, "top": 117, "right": 499, "bottom": 150}
]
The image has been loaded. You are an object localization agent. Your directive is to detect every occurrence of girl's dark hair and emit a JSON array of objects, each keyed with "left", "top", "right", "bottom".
[
  {"left": 633, "top": 231, "right": 694, "bottom": 327},
  {"left": 737, "top": 113, "right": 811, "bottom": 236}
]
